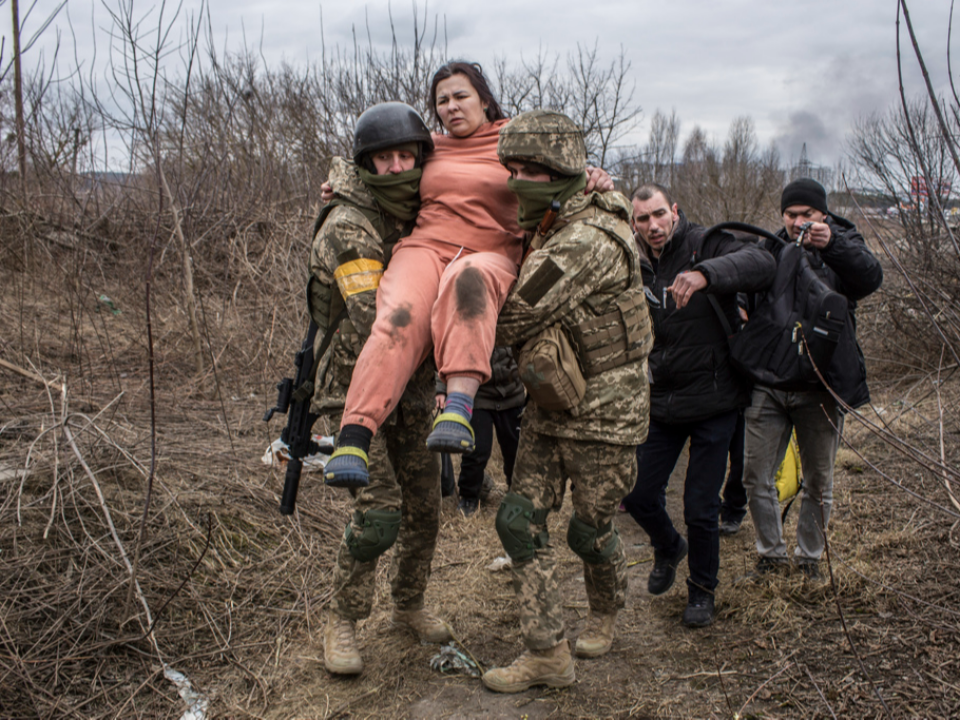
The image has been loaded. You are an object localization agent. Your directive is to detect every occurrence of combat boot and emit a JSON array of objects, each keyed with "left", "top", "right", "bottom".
[
  {"left": 323, "top": 611, "right": 363, "bottom": 675},
  {"left": 391, "top": 607, "right": 453, "bottom": 643},
  {"left": 575, "top": 611, "right": 617, "bottom": 658},
  {"left": 482, "top": 639, "right": 576, "bottom": 693}
]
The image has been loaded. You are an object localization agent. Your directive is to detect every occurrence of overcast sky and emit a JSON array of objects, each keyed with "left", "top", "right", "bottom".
[{"left": 12, "top": 0, "right": 956, "bottom": 169}]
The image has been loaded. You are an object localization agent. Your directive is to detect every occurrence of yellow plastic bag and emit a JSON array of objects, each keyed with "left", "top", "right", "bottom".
[{"left": 774, "top": 431, "right": 802, "bottom": 502}]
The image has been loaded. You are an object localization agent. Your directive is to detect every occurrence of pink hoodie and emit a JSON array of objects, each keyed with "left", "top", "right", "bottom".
[{"left": 405, "top": 119, "right": 523, "bottom": 266}]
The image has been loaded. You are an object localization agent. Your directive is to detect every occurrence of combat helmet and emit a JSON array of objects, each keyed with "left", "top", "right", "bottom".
[
  {"left": 497, "top": 109, "right": 586, "bottom": 177},
  {"left": 353, "top": 102, "right": 434, "bottom": 167}
]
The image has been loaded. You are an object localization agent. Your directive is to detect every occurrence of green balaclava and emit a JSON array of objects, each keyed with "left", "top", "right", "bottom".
[
  {"left": 357, "top": 143, "right": 423, "bottom": 220},
  {"left": 508, "top": 173, "right": 587, "bottom": 230}
]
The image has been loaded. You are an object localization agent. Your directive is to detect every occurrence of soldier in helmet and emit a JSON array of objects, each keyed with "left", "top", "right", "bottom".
[
  {"left": 482, "top": 110, "right": 653, "bottom": 693},
  {"left": 308, "top": 102, "right": 452, "bottom": 675},
  {"left": 321, "top": 62, "right": 614, "bottom": 490}
]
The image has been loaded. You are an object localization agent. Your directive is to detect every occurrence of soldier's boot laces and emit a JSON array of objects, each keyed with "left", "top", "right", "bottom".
[
  {"left": 575, "top": 611, "right": 618, "bottom": 658},
  {"left": 482, "top": 639, "right": 576, "bottom": 694},
  {"left": 391, "top": 607, "right": 453, "bottom": 643},
  {"left": 323, "top": 612, "right": 363, "bottom": 675}
]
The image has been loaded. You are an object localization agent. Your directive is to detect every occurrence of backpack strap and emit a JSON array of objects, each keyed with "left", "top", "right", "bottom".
[
  {"left": 706, "top": 294, "right": 735, "bottom": 341},
  {"left": 690, "top": 223, "right": 747, "bottom": 342}
]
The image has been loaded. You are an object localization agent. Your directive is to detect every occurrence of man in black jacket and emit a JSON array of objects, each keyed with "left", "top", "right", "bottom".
[
  {"left": 437, "top": 346, "right": 524, "bottom": 516},
  {"left": 622, "top": 184, "right": 776, "bottom": 627},
  {"left": 742, "top": 178, "right": 882, "bottom": 580}
]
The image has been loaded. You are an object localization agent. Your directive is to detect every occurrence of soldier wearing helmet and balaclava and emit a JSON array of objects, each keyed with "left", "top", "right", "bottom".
[
  {"left": 307, "top": 102, "right": 452, "bottom": 676},
  {"left": 482, "top": 110, "right": 653, "bottom": 693}
]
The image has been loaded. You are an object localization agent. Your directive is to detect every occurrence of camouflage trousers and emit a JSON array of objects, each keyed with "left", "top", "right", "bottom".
[
  {"left": 506, "top": 430, "right": 636, "bottom": 650},
  {"left": 330, "top": 410, "right": 440, "bottom": 621}
]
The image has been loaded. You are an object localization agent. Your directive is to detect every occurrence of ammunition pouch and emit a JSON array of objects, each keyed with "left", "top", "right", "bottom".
[
  {"left": 518, "top": 324, "right": 587, "bottom": 411},
  {"left": 566, "top": 512, "right": 620, "bottom": 565},
  {"left": 570, "top": 287, "right": 652, "bottom": 377},
  {"left": 495, "top": 493, "right": 550, "bottom": 563},
  {"left": 344, "top": 508, "right": 401, "bottom": 562}
]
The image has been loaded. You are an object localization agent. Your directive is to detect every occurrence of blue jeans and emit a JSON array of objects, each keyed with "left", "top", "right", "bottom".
[{"left": 623, "top": 410, "right": 739, "bottom": 593}]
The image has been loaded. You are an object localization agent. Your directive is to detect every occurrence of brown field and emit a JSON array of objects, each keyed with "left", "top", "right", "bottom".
[{"left": 2, "top": 223, "right": 959, "bottom": 720}]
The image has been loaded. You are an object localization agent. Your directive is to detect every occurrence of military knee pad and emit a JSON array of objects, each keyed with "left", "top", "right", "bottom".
[
  {"left": 344, "top": 508, "right": 401, "bottom": 562},
  {"left": 495, "top": 492, "right": 550, "bottom": 563},
  {"left": 567, "top": 512, "right": 620, "bottom": 565}
]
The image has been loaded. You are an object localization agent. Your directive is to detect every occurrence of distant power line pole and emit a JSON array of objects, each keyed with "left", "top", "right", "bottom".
[{"left": 11, "top": 0, "right": 27, "bottom": 200}]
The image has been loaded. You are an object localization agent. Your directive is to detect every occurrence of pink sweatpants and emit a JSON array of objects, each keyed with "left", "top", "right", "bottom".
[{"left": 341, "top": 241, "right": 518, "bottom": 433}]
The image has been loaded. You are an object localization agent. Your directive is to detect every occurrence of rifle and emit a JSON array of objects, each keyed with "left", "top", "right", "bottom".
[{"left": 263, "top": 321, "right": 331, "bottom": 515}]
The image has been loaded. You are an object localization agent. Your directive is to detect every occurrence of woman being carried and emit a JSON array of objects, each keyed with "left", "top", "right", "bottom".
[{"left": 325, "top": 61, "right": 606, "bottom": 487}]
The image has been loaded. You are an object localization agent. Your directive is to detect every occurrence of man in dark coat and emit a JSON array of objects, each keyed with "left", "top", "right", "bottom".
[
  {"left": 622, "top": 183, "right": 776, "bottom": 627},
  {"left": 437, "top": 346, "right": 524, "bottom": 516},
  {"left": 741, "top": 178, "right": 882, "bottom": 580}
]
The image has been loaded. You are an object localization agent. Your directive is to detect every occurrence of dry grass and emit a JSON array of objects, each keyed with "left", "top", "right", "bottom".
[{"left": 3, "top": 214, "right": 960, "bottom": 719}]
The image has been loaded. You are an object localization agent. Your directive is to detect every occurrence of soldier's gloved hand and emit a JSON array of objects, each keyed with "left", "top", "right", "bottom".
[
  {"left": 667, "top": 270, "right": 707, "bottom": 310},
  {"left": 584, "top": 166, "right": 614, "bottom": 194}
]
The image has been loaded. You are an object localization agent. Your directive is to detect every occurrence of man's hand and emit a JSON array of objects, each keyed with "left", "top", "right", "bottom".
[
  {"left": 320, "top": 180, "right": 334, "bottom": 204},
  {"left": 802, "top": 221, "right": 832, "bottom": 249},
  {"left": 435, "top": 394, "right": 446, "bottom": 411},
  {"left": 667, "top": 271, "right": 707, "bottom": 309},
  {"left": 584, "top": 166, "right": 614, "bottom": 193}
]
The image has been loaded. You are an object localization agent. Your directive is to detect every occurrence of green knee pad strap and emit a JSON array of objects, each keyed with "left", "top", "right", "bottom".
[
  {"left": 567, "top": 512, "right": 620, "bottom": 565},
  {"left": 495, "top": 492, "right": 550, "bottom": 563},
  {"left": 344, "top": 508, "right": 401, "bottom": 562}
]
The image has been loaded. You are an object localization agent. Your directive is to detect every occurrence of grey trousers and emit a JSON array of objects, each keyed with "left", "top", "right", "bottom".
[{"left": 742, "top": 386, "right": 841, "bottom": 562}]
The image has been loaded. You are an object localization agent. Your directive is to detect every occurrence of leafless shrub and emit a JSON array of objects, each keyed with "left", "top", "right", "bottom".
[
  {"left": 617, "top": 111, "right": 783, "bottom": 227},
  {"left": 846, "top": 6, "right": 960, "bottom": 376}
]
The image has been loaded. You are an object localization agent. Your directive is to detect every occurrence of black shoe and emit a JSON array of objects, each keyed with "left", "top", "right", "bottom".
[
  {"left": 647, "top": 536, "right": 688, "bottom": 596},
  {"left": 719, "top": 506, "right": 747, "bottom": 536},
  {"left": 738, "top": 556, "right": 788, "bottom": 583},
  {"left": 682, "top": 588, "right": 715, "bottom": 628},
  {"left": 796, "top": 560, "right": 821, "bottom": 580},
  {"left": 479, "top": 472, "right": 495, "bottom": 502},
  {"left": 719, "top": 517, "right": 743, "bottom": 536},
  {"left": 458, "top": 497, "right": 479, "bottom": 517}
]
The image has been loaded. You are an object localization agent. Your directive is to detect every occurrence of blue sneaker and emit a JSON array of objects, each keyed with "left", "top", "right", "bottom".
[
  {"left": 426, "top": 412, "right": 475, "bottom": 453},
  {"left": 324, "top": 447, "right": 370, "bottom": 488}
]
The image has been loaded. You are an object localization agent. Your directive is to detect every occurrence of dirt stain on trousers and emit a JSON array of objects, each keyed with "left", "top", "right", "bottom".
[{"left": 455, "top": 265, "right": 487, "bottom": 321}]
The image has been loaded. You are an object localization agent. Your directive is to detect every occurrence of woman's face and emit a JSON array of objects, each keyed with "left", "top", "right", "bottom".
[{"left": 435, "top": 74, "right": 488, "bottom": 138}]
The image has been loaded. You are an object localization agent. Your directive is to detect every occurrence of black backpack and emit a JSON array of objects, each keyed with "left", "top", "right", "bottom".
[{"left": 701, "top": 221, "right": 848, "bottom": 390}]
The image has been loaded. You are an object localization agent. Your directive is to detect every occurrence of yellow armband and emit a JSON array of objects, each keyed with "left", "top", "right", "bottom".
[{"left": 334, "top": 258, "right": 383, "bottom": 298}]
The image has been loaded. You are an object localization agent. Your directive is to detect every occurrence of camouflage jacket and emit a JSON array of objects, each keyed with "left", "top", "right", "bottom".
[
  {"left": 308, "top": 157, "right": 434, "bottom": 426},
  {"left": 497, "top": 190, "right": 651, "bottom": 445}
]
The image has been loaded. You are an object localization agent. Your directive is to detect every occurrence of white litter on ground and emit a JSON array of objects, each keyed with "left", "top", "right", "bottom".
[
  {"left": 429, "top": 643, "right": 481, "bottom": 677},
  {"left": 486, "top": 556, "right": 513, "bottom": 572},
  {"left": 261, "top": 435, "right": 334, "bottom": 472},
  {"left": 164, "top": 666, "right": 209, "bottom": 720},
  {"left": 0, "top": 462, "right": 30, "bottom": 483}
]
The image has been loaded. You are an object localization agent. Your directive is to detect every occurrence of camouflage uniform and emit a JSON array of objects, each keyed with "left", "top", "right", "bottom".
[
  {"left": 309, "top": 157, "right": 440, "bottom": 620},
  {"left": 497, "top": 186, "right": 652, "bottom": 650}
]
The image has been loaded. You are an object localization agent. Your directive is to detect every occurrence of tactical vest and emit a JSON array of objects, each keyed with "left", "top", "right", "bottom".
[
  {"left": 535, "top": 204, "right": 652, "bottom": 378},
  {"left": 306, "top": 198, "right": 408, "bottom": 336}
]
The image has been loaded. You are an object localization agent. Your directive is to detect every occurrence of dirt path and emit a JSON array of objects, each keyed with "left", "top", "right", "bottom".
[{"left": 275, "top": 445, "right": 787, "bottom": 719}]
